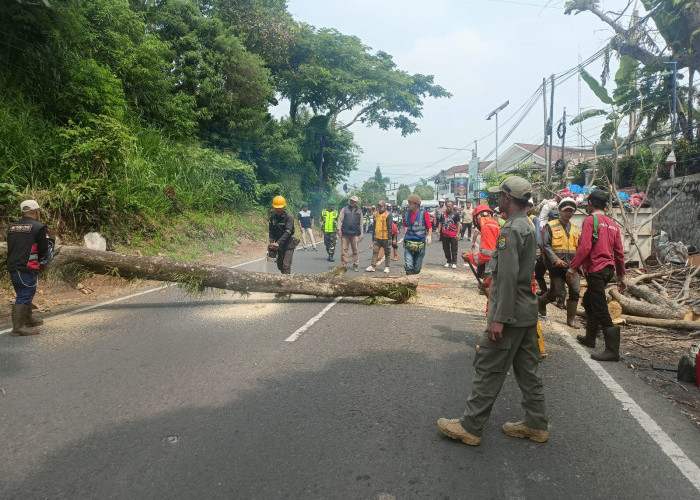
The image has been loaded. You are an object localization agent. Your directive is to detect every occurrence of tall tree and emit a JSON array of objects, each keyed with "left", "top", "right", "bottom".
[
  {"left": 565, "top": 0, "right": 699, "bottom": 141},
  {"left": 277, "top": 25, "right": 451, "bottom": 191}
]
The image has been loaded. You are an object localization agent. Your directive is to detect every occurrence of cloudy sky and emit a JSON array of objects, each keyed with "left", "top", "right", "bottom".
[{"left": 280, "top": 0, "right": 636, "bottom": 188}]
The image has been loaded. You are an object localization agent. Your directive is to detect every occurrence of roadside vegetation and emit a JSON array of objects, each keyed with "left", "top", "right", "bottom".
[{"left": 0, "top": 0, "right": 448, "bottom": 260}]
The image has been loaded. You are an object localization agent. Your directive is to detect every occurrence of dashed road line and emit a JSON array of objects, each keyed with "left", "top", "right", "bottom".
[{"left": 284, "top": 296, "right": 343, "bottom": 342}]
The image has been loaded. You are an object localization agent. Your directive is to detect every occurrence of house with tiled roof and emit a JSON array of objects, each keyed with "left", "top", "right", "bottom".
[{"left": 481, "top": 143, "right": 593, "bottom": 174}]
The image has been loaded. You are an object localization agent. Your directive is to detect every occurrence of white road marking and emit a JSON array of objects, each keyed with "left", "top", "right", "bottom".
[
  {"left": 284, "top": 296, "right": 343, "bottom": 342},
  {"left": 561, "top": 333, "right": 700, "bottom": 493},
  {"left": 0, "top": 257, "right": 267, "bottom": 336}
]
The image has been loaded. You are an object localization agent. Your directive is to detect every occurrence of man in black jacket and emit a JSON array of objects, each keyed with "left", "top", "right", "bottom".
[
  {"left": 268, "top": 196, "right": 298, "bottom": 275},
  {"left": 6, "top": 200, "right": 49, "bottom": 336}
]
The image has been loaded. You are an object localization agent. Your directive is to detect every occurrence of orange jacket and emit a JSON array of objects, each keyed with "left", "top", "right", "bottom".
[{"left": 468, "top": 216, "right": 500, "bottom": 267}]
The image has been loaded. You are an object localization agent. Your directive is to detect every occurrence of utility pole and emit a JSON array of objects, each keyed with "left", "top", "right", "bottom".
[
  {"left": 663, "top": 62, "right": 678, "bottom": 152},
  {"left": 561, "top": 107, "right": 567, "bottom": 181},
  {"left": 486, "top": 101, "right": 510, "bottom": 174},
  {"left": 547, "top": 74, "right": 555, "bottom": 185},
  {"left": 542, "top": 78, "right": 549, "bottom": 184}
]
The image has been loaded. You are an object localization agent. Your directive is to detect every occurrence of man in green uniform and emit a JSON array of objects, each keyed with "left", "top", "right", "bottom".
[
  {"left": 320, "top": 200, "right": 339, "bottom": 262},
  {"left": 437, "top": 176, "right": 548, "bottom": 446}
]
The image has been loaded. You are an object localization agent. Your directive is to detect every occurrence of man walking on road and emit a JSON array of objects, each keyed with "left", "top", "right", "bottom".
[
  {"left": 7, "top": 199, "right": 50, "bottom": 336},
  {"left": 538, "top": 198, "right": 581, "bottom": 327},
  {"left": 268, "top": 196, "right": 298, "bottom": 275},
  {"left": 568, "top": 189, "right": 627, "bottom": 361},
  {"left": 403, "top": 193, "right": 432, "bottom": 275},
  {"left": 298, "top": 203, "right": 317, "bottom": 251},
  {"left": 338, "top": 196, "right": 364, "bottom": 272},
  {"left": 320, "top": 200, "right": 339, "bottom": 262},
  {"left": 438, "top": 176, "right": 548, "bottom": 446},
  {"left": 438, "top": 200, "right": 461, "bottom": 269},
  {"left": 460, "top": 202, "right": 473, "bottom": 240},
  {"left": 366, "top": 200, "right": 393, "bottom": 274}
]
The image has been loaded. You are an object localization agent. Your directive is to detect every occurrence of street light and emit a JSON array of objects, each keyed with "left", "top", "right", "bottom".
[{"left": 486, "top": 100, "right": 509, "bottom": 174}]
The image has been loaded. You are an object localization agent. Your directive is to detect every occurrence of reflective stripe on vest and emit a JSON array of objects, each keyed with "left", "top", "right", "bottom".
[
  {"left": 405, "top": 210, "right": 426, "bottom": 241},
  {"left": 548, "top": 219, "right": 580, "bottom": 255},
  {"left": 374, "top": 211, "right": 390, "bottom": 239}
]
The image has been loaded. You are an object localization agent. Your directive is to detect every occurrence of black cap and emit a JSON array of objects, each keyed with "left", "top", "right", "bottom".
[{"left": 588, "top": 189, "right": 610, "bottom": 202}]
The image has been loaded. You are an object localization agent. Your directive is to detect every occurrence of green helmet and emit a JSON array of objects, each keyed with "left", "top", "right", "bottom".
[{"left": 327, "top": 199, "right": 336, "bottom": 205}]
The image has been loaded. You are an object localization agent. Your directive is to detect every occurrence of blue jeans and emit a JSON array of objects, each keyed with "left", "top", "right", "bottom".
[
  {"left": 10, "top": 271, "right": 38, "bottom": 305},
  {"left": 404, "top": 242, "right": 426, "bottom": 275}
]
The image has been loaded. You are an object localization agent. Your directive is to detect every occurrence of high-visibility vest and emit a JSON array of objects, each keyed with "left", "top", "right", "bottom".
[
  {"left": 548, "top": 219, "right": 580, "bottom": 256},
  {"left": 321, "top": 209, "right": 339, "bottom": 233},
  {"left": 373, "top": 211, "right": 390, "bottom": 239},
  {"left": 405, "top": 210, "right": 427, "bottom": 241}
]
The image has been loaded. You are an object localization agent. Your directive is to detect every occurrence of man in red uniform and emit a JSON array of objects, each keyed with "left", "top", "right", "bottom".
[
  {"left": 567, "top": 189, "right": 627, "bottom": 361},
  {"left": 462, "top": 205, "right": 500, "bottom": 279}
]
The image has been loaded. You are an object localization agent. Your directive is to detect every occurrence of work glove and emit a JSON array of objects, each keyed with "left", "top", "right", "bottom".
[{"left": 426, "top": 235, "right": 432, "bottom": 245}]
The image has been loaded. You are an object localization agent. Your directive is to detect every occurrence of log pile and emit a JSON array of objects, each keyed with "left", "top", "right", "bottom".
[{"left": 605, "top": 265, "right": 700, "bottom": 336}]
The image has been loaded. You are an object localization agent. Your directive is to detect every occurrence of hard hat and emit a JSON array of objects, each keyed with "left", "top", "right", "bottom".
[
  {"left": 473, "top": 204, "right": 493, "bottom": 218},
  {"left": 327, "top": 199, "right": 336, "bottom": 205},
  {"left": 558, "top": 197, "right": 577, "bottom": 210},
  {"left": 272, "top": 195, "right": 287, "bottom": 208}
]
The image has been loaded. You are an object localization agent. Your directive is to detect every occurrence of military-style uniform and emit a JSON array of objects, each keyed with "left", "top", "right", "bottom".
[
  {"left": 269, "top": 211, "right": 298, "bottom": 274},
  {"left": 459, "top": 211, "right": 548, "bottom": 437}
]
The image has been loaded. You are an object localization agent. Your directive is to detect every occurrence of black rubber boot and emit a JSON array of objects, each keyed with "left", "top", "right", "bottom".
[
  {"left": 11, "top": 304, "right": 39, "bottom": 337},
  {"left": 591, "top": 326, "right": 620, "bottom": 362},
  {"left": 566, "top": 300, "right": 580, "bottom": 328},
  {"left": 576, "top": 322, "right": 597, "bottom": 348},
  {"left": 537, "top": 295, "right": 547, "bottom": 317},
  {"left": 25, "top": 304, "right": 44, "bottom": 327}
]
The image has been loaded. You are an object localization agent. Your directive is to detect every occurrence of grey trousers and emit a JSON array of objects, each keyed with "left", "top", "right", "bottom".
[{"left": 460, "top": 324, "right": 547, "bottom": 436}]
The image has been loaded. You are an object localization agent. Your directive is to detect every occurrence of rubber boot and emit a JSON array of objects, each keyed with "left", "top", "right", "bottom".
[
  {"left": 566, "top": 300, "right": 580, "bottom": 328},
  {"left": 576, "top": 322, "right": 597, "bottom": 348},
  {"left": 25, "top": 304, "right": 44, "bottom": 327},
  {"left": 393, "top": 248, "right": 398, "bottom": 261},
  {"left": 591, "top": 326, "right": 620, "bottom": 362},
  {"left": 11, "top": 304, "right": 39, "bottom": 337},
  {"left": 537, "top": 295, "right": 547, "bottom": 317}
]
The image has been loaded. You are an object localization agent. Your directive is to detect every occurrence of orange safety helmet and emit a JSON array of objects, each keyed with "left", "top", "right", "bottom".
[
  {"left": 272, "top": 195, "right": 287, "bottom": 209},
  {"left": 473, "top": 204, "right": 493, "bottom": 218}
]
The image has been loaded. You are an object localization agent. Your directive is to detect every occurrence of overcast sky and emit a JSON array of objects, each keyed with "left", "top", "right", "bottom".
[{"left": 280, "top": 0, "right": 637, "bottom": 189}]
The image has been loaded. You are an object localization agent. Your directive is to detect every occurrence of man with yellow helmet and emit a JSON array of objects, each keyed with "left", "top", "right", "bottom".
[{"left": 268, "top": 196, "right": 299, "bottom": 275}]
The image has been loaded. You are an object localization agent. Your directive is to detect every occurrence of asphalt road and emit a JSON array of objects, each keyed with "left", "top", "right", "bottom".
[{"left": 1, "top": 239, "right": 699, "bottom": 499}]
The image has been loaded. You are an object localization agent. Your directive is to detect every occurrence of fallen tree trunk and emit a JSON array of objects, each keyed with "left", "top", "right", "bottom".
[
  {"left": 609, "top": 289, "right": 687, "bottom": 320},
  {"left": 619, "top": 315, "right": 700, "bottom": 333},
  {"left": 2, "top": 244, "right": 419, "bottom": 303},
  {"left": 626, "top": 283, "right": 688, "bottom": 314}
]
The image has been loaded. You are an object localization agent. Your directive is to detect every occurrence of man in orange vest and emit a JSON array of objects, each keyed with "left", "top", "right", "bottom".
[
  {"left": 366, "top": 200, "right": 394, "bottom": 274},
  {"left": 462, "top": 205, "right": 500, "bottom": 280}
]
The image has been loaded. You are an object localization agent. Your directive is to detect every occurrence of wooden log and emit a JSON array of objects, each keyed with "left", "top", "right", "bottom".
[
  {"left": 36, "top": 245, "right": 419, "bottom": 302},
  {"left": 619, "top": 315, "right": 700, "bottom": 332},
  {"left": 608, "top": 300, "right": 623, "bottom": 320},
  {"left": 626, "top": 283, "right": 687, "bottom": 313},
  {"left": 609, "top": 289, "right": 686, "bottom": 320}
]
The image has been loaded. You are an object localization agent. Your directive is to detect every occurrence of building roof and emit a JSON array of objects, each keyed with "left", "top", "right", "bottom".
[{"left": 481, "top": 143, "right": 594, "bottom": 174}]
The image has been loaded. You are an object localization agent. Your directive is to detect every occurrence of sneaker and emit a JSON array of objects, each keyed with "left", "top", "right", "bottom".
[
  {"left": 443, "top": 263, "right": 450, "bottom": 268},
  {"left": 313, "top": 247, "right": 318, "bottom": 251},
  {"left": 502, "top": 421, "right": 549, "bottom": 443},
  {"left": 327, "top": 256, "right": 333, "bottom": 262},
  {"left": 366, "top": 265, "right": 376, "bottom": 272},
  {"left": 451, "top": 264, "right": 457, "bottom": 269},
  {"left": 353, "top": 265, "right": 359, "bottom": 272},
  {"left": 383, "top": 267, "right": 390, "bottom": 274},
  {"left": 437, "top": 418, "right": 481, "bottom": 446}
]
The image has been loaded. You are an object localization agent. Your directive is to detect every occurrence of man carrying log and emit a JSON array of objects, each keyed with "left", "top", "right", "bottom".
[{"left": 567, "top": 189, "right": 628, "bottom": 361}]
